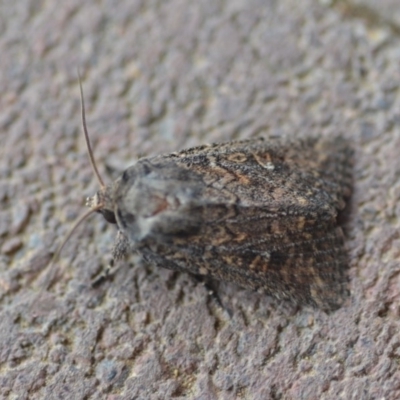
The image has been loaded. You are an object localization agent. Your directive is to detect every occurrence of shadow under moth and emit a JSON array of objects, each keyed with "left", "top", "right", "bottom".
[{"left": 50, "top": 81, "right": 353, "bottom": 312}]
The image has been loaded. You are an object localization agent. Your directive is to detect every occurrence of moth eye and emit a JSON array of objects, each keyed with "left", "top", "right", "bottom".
[{"left": 100, "top": 209, "right": 117, "bottom": 224}]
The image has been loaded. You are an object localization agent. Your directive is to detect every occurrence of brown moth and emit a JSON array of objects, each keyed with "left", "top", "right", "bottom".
[{"left": 51, "top": 80, "right": 353, "bottom": 311}]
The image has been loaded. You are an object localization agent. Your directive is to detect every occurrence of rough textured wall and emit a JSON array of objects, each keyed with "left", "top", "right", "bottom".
[{"left": 1, "top": 0, "right": 400, "bottom": 399}]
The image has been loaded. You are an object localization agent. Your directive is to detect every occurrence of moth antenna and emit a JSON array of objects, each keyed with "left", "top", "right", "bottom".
[
  {"left": 78, "top": 71, "right": 105, "bottom": 188},
  {"left": 43, "top": 207, "right": 100, "bottom": 289}
]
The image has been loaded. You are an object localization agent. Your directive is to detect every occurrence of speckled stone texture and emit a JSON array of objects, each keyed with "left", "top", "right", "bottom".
[{"left": 1, "top": 1, "right": 400, "bottom": 399}]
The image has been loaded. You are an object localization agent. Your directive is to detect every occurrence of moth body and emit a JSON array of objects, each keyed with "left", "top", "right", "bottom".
[{"left": 88, "top": 135, "right": 353, "bottom": 310}]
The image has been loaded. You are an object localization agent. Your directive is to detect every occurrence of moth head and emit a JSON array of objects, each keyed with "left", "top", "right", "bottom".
[{"left": 86, "top": 185, "right": 117, "bottom": 224}]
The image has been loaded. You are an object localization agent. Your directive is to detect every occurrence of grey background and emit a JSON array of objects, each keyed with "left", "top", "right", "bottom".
[{"left": 1, "top": 0, "right": 400, "bottom": 399}]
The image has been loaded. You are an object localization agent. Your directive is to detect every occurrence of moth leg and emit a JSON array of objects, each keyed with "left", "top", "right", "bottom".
[
  {"left": 91, "top": 231, "right": 130, "bottom": 288},
  {"left": 191, "top": 275, "right": 232, "bottom": 317}
]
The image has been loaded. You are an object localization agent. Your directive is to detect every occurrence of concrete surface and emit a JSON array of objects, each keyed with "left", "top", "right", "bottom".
[{"left": 1, "top": 0, "right": 400, "bottom": 399}]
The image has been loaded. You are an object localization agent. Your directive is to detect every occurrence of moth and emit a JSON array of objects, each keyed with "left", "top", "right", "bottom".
[{"left": 51, "top": 80, "right": 353, "bottom": 311}]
